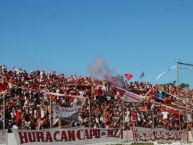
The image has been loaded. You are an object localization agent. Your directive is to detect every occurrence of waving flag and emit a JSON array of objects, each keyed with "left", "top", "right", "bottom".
[
  {"left": 124, "top": 73, "right": 133, "bottom": 80},
  {"left": 155, "top": 65, "right": 176, "bottom": 82},
  {"left": 116, "top": 86, "right": 143, "bottom": 102},
  {"left": 140, "top": 72, "right": 145, "bottom": 78},
  {"left": 107, "top": 75, "right": 124, "bottom": 87}
]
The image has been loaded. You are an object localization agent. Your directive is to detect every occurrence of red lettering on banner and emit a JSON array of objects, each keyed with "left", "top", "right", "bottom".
[
  {"left": 135, "top": 128, "right": 184, "bottom": 142},
  {"left": 107, "top": 129, "right": 122, "bottom": 138},
  {"left": 84, "top": 129, "right": 91, "bottom": 139},
  {"left": 107, "top": 129, "right": 113, "bottom": 137},
  {"left": 173, "top": 132, "right": 177, "bottom": 140},
  {"left": 77, "top": 129, "right": 85, "bottom": 140},
  {"left": 19, "top": 132, "right": 28, "bottom": 144},
  {"left": 143, "top": 133, "right": 147, "bottom": 141},
  {"left": 146, "top": 132, "right": 153, "bottom": 141},
  {"left": 54, "top": 131, "right": 60, "bottom": 142},
  {"left": 61, "top": 131, "right": 68, "bottom": 141},
  {"left": 45, "top": 132, "right": 53, "bottom": 142},
  {"left": 161, "top": 131, "right": 166, "bottom": 140},
  {"left": 113, "top": 129, "right": 117, "bottom": 137},
  {"left": 150, "top": 131, "right": 155, "bottom": 141},
  {"left": 36, "top": 132, "right": 44, "bottom": 142},
  {"left": 93, "top": 129, "right": 100, "bottom": 138},
  {"left": 97, "top": 129, "right": 100, "bottom": 138},
  {"left": 114, "top": 129, "right": 122, "bottom": 138},
  {"left": 16, "top": 128, "right": 124, "bottom": 144},
  {"left": 146, "top": 132, "right": 151, "bottom": 141},
  {"left": 67, "top": 130, "right": 76, "bottom": 141},
  {"left": 168, "top": 131, "right": 172, "bottom": 140},
  {"left": 155, "top": 131, "right": 162, "bottom": 140},
  {"left": 28, "top": 132, "right": 36, "bottom": 142},
  {"left": 177, "top": 132, "right": 182, "bottom": 140},
  {"left": 90, "top": 129, "right": 93, "bottom": 139}
]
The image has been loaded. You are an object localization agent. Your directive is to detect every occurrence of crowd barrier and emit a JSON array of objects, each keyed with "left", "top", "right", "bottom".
[{"left": 1, "top": 127, "right": 193, "bottom": 145}]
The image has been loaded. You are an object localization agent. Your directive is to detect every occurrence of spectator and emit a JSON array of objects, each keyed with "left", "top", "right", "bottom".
[{"left": 0, "top": 66, "right": 192, "bottom": 131}]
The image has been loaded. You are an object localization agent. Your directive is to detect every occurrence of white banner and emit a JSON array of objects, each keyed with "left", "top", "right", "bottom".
[
  {"left": 53, "top": 105, "right": 80, "bottom": 118},
  {"left": 13, "top": 127, "right": 123, "bottom": 145},
  {"left": 12, "top": 127, "right": 190, "bottom": 145},
  {"left": 134, "top": 127, "right": 186, "bottom": 143},
  {"left": 0, "top": 129, "right": 7, "bottom": 145},
  {"left": 53, "top": 105, "right": 80, "bottom": 123}
]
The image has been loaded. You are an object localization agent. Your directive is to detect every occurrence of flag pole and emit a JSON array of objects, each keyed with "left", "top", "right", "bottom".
[
  {"left": 89, "top": 98, "right": 91, "bottom": 127},
  {"left": 176, "top": 62, "right": 181, "bottom": 130},
  {"left": 3, "top": 93, "right": 5, "bottom": 130},
  {"left": 122, "top": 101, "right": 125, "bottom": 144},
  {"left": 44, "top": 90, "right": 52, "bottom": 129},
  {"left": 152, "top": 104, "right": 154, "bottom": 128},
  {"left": 50, "top": 94, "right": 52, "bottom": 128},
  {"left": 143, "top": 65, "right": 177, "bottom": 129}
]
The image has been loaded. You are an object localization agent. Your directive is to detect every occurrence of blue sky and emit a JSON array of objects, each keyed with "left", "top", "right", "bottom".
[{"left": 0, "top": 0, "right": 193, "bottom": 84}]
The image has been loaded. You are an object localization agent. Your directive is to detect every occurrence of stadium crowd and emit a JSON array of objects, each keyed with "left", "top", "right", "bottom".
[{"left": 0, "top": 65, "right": 193, "bottom": 132}]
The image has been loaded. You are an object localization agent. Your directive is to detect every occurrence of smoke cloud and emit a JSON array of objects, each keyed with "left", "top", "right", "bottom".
[
  {"left": 88, "top": 57, "right": 125, "bottom": 87},
  {"left": 88, "top": 56, "right": 112, "bottom": 80}
]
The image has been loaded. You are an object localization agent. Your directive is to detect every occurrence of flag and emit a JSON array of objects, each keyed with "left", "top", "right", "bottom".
[
  {"left": 172, "top": 81, "right": 176, "bottom": 86},
  {"left": 140, "top": 72, "right": 144, "bottom": 78},
  {"left": 154, "top": 65, "right": 176, "bottom": 82},
  {"left": 116, "top": 86, "right": 142, "bottom": 102},
  {"left": 157, "top": 91, "right": 165, "bottom": 101},
  {"left": 124, "top": 73, "right": 133, "bottom": 81},
  {"left": 109, "top": 76, "right": 123, "bottom": 86},
  {"left": 124, "top": 90, "right": 142, "bottom": 102}
]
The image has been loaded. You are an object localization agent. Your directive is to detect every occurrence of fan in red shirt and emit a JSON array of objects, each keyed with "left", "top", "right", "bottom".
[
  {"left": 131, "top": 110, "right": 138, "bottom": 122},
  {"left": 0, "top": 77, "right": 8, "bottom": 92}
]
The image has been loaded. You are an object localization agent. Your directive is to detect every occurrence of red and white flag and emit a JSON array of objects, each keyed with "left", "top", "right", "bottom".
[{"left": 116, "top": 86, "right": 142, "bottom": 102}]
